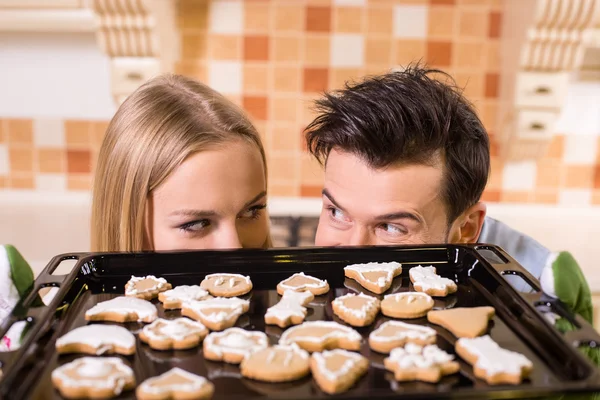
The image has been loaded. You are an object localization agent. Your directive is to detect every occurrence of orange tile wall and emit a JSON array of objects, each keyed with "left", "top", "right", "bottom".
[{"left": 0, "top": 0, "right": 599, "bottom": 206}]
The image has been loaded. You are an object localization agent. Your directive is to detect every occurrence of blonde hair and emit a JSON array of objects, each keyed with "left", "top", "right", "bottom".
[{"left": 91, "top": 74, "right": 269, "bottom": 252}]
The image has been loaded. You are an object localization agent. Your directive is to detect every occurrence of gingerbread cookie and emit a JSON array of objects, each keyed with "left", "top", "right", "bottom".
[
  {"left": 203, "top": 327, "right": 269, "bottom": 364},
  {"left": 265, "top": 290, "right": 314, "bottom": 328},
  {"left": 125, "top": 275, "right": 171, "bottom": 300},
  {"left": 279, "top": 321, "right": 362, "bottom": 353},
  {"left": 277, "top": 272, "right": 330, "bottom": 296},
  {"left": 85, "top": 296, "right": 157, "bottom": 323},
  {"left": 332, "top": 292, "right": 380, "bottom": 327},
  {"left": 182, "top": 297, "right": 250, "bottom": 331},
  {"left": 136, "top": 368, "right": 214, "bottom": 400},
  {"left": 311, "top": 349, "right": 369, "bottom": 394},
  {"left": 384, "top": 343, "right": 459, "bottom": 383},
  {"left": 409, "top": 266, "right": 457, "bottom": 297},
  {"left": 139, "top": 317, "right": 208, "bottom": 350},
  {"left": 158, "top": 285, "right": 211, "bottom": 310},
  {"left": 56, "top": 324, "right": 136, "bottom": 356},
  {"left": 369, "top": 320, "right": 437, "bottom": 354},
  {"left": 428, "top": 306, "right": 495, "bottom": 338},
  {"left": 52, "top": 357, "right": 135, "bottom": 399},
  {"left": 240, "top": 344, "right": 310, "bottom": 382},
  {"left": 200, "top": 273, "right": 252, "bottom": 297},
  {"left": 381, "top": 292, "right": 434, "bottom": 319},
  {"left": 456, "top": 335, "right": 533, "bottom": 385},
  {"left": 344, "top": 262, "right": 402, "bottom": 294}
]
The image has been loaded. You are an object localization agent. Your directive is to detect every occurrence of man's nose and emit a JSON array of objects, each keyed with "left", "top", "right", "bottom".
[{"left": 347, "top": 227, "right": 374, "bottom": 246}]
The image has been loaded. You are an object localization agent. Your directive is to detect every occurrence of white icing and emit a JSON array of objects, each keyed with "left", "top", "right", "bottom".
[
  {"left": 313, "top": 349, "right": 365, "bottom": 381},
  {"left": 344, "top": 262, "right": 402, "bottom": 287},
  {"left": 204, "top": 327, "right": 268, "bottom": 357},
  {"left": 139, "top": 367, "right": 209, "bottom": 395},
  {"left": 51, "top": 357, "right": 134, "bottom": 392},
  {"left": 125, "top": 275, "right": 169, "bottom": 296},
  {"left": 279, "top": 321, "right": 362, "bottom": 345},
  {"left": 85, "top": 296, "right": 157, "bottom": 322},
  {"left": 265, "top": 290, "right": 313, "bottom": 321},
  {"left": 283, "top": 351, "right": 293, "bottom": 366},
  {"left": 249, "top": 344, "right": 309, "bottom": 365},
  {"left": 215, "top": 278, "right": 225, "bottom": 286},
  {"left": 457, "top": 335, "right": 533, "bottom": 375},
  {"left": 409, "top": 266, "right": 456, "bottom": 292},
  {"left": 56, "top": 324, "right": 135, "bottom": 355},
  {"left": 183, "top": 297, "right": 249, "bottom": 323},
  {"left": 384, "top": 292, "right": 434, "bottom": 307},
  {"left": 229, "top": 278, "right": 235, "bottom": 288},
  {"left": 266, "top": 349, "right": 276, "bottom": 364},
  {"left": 332, "top": 292, "right": 379, "bottom": 319},
  {"left": 369, "top": 320, "right": 436, "bottom": 343},
  {"left": 203, "top": 273, "right": 251, "bottom": 288},
  {"left": 388, "top": 343, "right": 454, "bottom": 369},
  {"left": 161, "top": 285, "right": 210, "bottom": 303},
  {"left": 278, "top": 272, "right": 328, "bottom": 291},
  {"left": 141, "top": 318, "right": 207, "bottom": 341}
]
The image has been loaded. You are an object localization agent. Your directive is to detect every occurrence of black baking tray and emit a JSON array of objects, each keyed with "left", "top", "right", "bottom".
[{"left": 1, "top": 244, "right": 599, "bottom": 400}]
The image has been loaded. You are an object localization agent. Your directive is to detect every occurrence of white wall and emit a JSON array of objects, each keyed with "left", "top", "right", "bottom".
[
  {"left": 554, "top": 78, "right": 600, "bottom": 136},
  {"left": 0, "top": 32, "right": 115, "bottom": 119}
]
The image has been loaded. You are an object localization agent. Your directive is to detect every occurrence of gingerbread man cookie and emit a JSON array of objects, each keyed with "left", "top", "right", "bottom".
[
  {"left": 182, "top": 297, "right": 250, "bottom": 331},
  {"left": 52, "top": 357, "right": 135, "bottom": 399},
  {"left": 381, "top": 292, "right": 434, "bottom": 319},
  {"left": 265, "top": 289, "right": 314, "bottom": 328},
  {"left": 332, "top": 292, "right": 380, "bottom": 327},
  {"left": 200, "top": 273, "right": 252, "bottom": 297},
  {"left": 369, "top": 320, "right": 437, "bottom": 354},
  {"left": 428, "top": 306, "right": 495, "bottom": 338},
  {"left": 136, "top": 368, "right": 214, "bottom": 400},
  {"left": 240, "top": 344, "right": 310, "bottom": 383},
  {"left": 384, "top": 343, "right": 460, "bottom": 383},
  {"left": 56, "top": 324, "right": 136, "bottom": 356},
  {"left": 203, "top": 327, "right": 269, "bottom": 364},
  {"left": 125, "top": 275, "right": 172, "bottom": 300},
  {"left": 311, "top": 349, "right": 369, "bottom": 394},
  {"left": 277, "top": 272, "right": 330, "bottom": 296},
  {"left": 158, "top": 285, "right": 211, "bottom": 310},
  {"left": 344, "top": 262, "right": 402, "bottom": 294},
  {"left": 85, "top": 296, "right": 157, "bottom": 323},
  {"left": 456, "top": 335, "right": 533, "bottom": 385},
  {"left": 279, "top": 321, "right": 362, "bottom": 353},
  {"left": 139, "top": 317, "right": 208, "bottom": 350},
  {"left": 409, "top": 266, "right": 457, "bottom": 297}
]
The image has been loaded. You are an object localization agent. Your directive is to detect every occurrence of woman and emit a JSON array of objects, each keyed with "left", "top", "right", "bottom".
[{"left": 91, "top": 74, "right": 271, "bottom": 251}]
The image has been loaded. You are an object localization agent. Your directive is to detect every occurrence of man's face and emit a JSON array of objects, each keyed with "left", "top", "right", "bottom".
[{"left": 315, "top": 149, "right": 453, "bottom": 246}]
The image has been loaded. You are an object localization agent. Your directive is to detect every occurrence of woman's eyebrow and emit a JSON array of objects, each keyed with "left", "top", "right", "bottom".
[
  {"left": 169, "top": 210, "right": 217, "bottom": 218},
  {"left": 242, "top": 191, "right": 267, "bottom": 209}
]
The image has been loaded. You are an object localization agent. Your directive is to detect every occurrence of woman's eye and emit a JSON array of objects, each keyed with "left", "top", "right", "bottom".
[
  {"left": 179, "top": 220, "right": 210, "bottom": 233},
  {"left": 239, "top": 204, "right": 266, "bottom": 220},
  {"left": 379, "top": 223, "right": 406, "bottom": 236},
  {"left": 328, "top": 207, "right": 350, "bottom": 223}
]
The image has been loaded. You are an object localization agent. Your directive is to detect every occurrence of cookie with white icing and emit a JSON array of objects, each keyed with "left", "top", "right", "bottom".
[
  {"left": 369, "top": 320, "right": 437, "bottom": 354},
  {"left": 158, "top": 285, "right": 212, "bottom": 310},
  {"left": 51, "top": 357, "right": 135, "bottom": 399},
  {"left": 344, "top": 262, "right": 402, "bottom": 294},
  {"left": 428, "top": 306, "right": 495, "bottom": 338},
  {"left": 240, "top": 344, "right": 310, "bottom": 382},
  {"left": 265, "top": 290, "right": 314, "bottom": 328},
  {"left": 277, "top": 272, "right": 330, "bottom": 296},
  {"left": 279, "top": 321, "right": 362, "bottom": 353},
  {"left": 139, "top": 317, "right": 208, "bottom": 350},
  {"left": 181, "top": 297, "right": 250, "bottom": 331},
  {"left": 85, "top": 296, "right": 158, "bottom": 323},
  {"left": 381, "top": 291, "right": 434, "bottom": 319},
  {"left": 125, "top": 275, "right": 172, "bottom": 300},
  {"left": 456, "top": 335, "right": 533, "bottom": 385},
  {"left": 384, "top": 343, "right": 459, "bottom": 383},
  {"left": 332, "top": 292, "right": 380, "bottom": 327},
  {"left": 200, "top": 273, "right": 252, "bottom": 297},
  {"left": 203, "top": 327, "right": 269, "bottom": 364},
  {"left": 311, "top": 349, "right": 369, "bottom": 394},
  {"left": 409, "top": 266, "right": 457, "bottom": 297},
  {"left": 56, "top": 324, "right": 136, "bottom": 356},
  {"left": 136, "top": 367, "right": 214, "bottom": 400}
]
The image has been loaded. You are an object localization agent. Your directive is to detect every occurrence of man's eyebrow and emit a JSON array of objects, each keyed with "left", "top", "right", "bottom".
[
  {"left": 374, "top": 211, "right": 423, "bottom": 224},
  {"left": 170, "top": 191, "right": 267, "bottom": 218},
  {"left": 322, "top": 189, "right": 346, "bottom": 211}
]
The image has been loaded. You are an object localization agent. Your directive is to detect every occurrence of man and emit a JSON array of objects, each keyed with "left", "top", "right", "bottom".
[{"left": 304, "top": 64, "right": 593, "bottom": 334}]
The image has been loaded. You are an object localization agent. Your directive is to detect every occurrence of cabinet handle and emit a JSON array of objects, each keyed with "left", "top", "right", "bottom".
[
  {"left": 530, "top": 123, "right": 545, "bottom": 130},
  {"left": 534, "top": 86, "right": 551, "bottom": 94},
  {"left": 127, "top": 72, "right": 143, "bottom": 80}
]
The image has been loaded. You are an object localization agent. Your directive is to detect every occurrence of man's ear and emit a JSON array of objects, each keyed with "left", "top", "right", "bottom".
[{"left": 448, "top": 202, "right": 487, "bottom": 244}]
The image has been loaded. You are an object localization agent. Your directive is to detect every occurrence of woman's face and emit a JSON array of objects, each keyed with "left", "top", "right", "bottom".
[{"left": 147, "top": 140, "right": 269, "bottom": 250}]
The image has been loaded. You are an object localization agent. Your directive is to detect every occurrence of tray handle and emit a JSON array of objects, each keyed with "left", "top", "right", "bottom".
[{"left": 475, "top": 244, "right": 600, "bottom": 355}]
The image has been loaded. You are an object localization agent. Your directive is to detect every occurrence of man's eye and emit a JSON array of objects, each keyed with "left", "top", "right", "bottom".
[
  {"left": 379, "top": 223, "right": 406, "bottom": 236},
  {"left": 179, "top": 220, "right": 210, "bottom": 233},
  {"left": 328, "top": 206, "right": 350, "bottom": 223}
]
